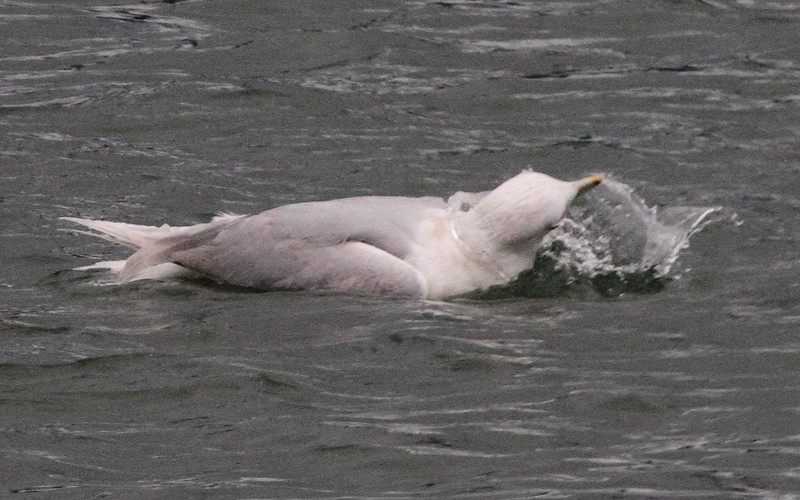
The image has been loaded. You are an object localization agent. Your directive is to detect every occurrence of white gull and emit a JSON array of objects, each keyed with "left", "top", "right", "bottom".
[{"left": 63, "top": 170, "right": 602, "bottom": 299}]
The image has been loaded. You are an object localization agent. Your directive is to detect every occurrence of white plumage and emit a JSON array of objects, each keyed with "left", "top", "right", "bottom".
[{"left": 63, "top": 171, "right": 602, "bottom": 299}]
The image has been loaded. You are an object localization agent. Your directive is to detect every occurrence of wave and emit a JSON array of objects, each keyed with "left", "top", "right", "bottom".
[{"left": 476, "top": 178, "right": 733, "bottom": 298}]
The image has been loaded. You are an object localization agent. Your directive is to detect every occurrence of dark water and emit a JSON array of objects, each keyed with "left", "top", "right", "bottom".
[{"left": 2, "top": 1, "right": 800, "bottom": 498}]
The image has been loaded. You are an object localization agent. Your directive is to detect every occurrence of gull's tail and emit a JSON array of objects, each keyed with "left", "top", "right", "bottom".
[
  {"left": 61, "top": 217, "right": 182, "bottom": 250},
  {"left": 61, "top": 214, "right": 244, "bottom": 281}
]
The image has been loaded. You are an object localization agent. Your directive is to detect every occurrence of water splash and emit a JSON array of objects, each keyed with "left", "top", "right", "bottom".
[{"left": 483, "top": 178, "right": 731, "bottom": 298}]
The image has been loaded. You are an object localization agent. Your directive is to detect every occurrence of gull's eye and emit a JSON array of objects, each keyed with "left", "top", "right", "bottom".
[{"left": 546, "top": 222, "right": 560, "bottom": 232}]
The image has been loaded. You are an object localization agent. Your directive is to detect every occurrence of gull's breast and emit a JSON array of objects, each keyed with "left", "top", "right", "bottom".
[{"left": 404, "top": 213, "right": 508, "bottom": 299}]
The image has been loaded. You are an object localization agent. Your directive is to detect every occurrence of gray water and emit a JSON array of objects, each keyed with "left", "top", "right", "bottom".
[{"left": 2, "top": 1, "right": 799, "bottom": 498}]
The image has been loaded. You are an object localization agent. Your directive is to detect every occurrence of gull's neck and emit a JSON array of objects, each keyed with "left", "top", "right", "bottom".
[
  {"left": 449, "top": 212, "right": 535, "bottom": 284},
  {"left": 448, "top": 218, "right": 510, "bottom": 281}
]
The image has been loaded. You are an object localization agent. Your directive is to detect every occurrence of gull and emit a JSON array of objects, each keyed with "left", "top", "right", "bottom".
[{"left": 63, "top": 170, "right": 602, "bottom": 299}]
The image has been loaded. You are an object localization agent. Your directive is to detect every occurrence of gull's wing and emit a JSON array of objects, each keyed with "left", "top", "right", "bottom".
[{"left": 163, "top": 196, "right": 446, "bottom": 295}]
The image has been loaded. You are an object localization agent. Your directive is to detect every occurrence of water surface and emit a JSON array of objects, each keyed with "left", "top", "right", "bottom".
[{"left": 2, "top": 1, "right": 799, "bottom": 498}]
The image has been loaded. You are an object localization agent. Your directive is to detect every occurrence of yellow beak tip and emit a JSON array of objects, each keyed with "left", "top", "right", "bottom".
[{"left": 576, "top": 174, "right": 603, "bottom": 195}]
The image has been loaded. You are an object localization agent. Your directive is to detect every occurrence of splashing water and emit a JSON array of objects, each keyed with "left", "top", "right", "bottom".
[
  {"left": 481, "top": 178, "right": 730, "bottom": 298},
  {"left": 61, "top": 178, "right": 729, "bottom": 299}
]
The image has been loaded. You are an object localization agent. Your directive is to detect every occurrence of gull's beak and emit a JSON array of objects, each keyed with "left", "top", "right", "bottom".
[{"left": 575, "top": 174, "right": 603, "bottom": 197}]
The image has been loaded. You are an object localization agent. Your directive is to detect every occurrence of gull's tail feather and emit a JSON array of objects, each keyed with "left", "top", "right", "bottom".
[
  {"left": 61, "top": 215, "right": 244, "bottom": 281},
  {"left": 61, "top": 217, "right": 178, "bottom": 250}
]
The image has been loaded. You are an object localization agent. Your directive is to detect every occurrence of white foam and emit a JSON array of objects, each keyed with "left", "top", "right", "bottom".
[{"left": 540, "top": 178, "right": 729, "bottom": 280}]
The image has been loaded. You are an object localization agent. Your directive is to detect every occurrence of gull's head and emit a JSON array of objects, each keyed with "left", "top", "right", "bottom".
[{"left": 469, "top": 170, "right": 603, "bottom": 248}]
